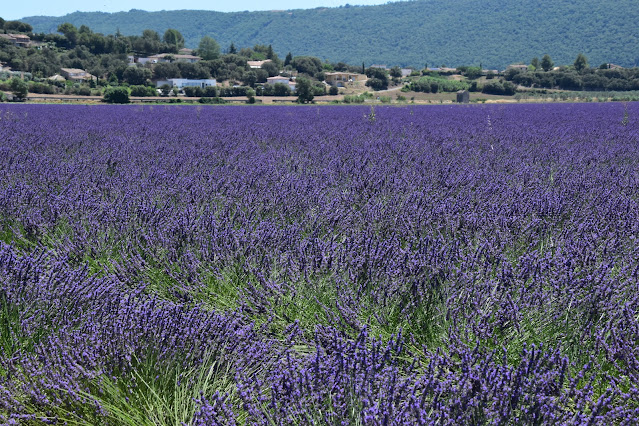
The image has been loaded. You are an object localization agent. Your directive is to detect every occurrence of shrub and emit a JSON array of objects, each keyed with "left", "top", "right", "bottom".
[
  {"left": 130, "top": 85, "right": 156, "bottom": 97},
  {"left": 103, "top": 86, "right": 130, "bottom": 103},
  {"left": 199, "top": 96, "right": 226, "bottom": 104},
  {"left": 9, "top": 77, "right": 28, "bottom": 100}
]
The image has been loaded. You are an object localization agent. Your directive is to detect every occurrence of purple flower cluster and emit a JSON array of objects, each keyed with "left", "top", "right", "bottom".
[{"left": 0, "top": 103, "right": 638, "bottom": 423}]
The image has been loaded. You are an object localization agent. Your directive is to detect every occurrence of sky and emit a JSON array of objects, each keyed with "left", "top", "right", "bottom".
[{"left": 4, "top": 0, "right": 396, "bottom": 20}]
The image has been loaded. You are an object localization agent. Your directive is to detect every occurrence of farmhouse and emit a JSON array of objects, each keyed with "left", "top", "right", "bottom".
[
  {"left": 266, "top": 76, "right": 296, "bottom": 92},
  {"left": 137, "top": 54, "right": 202, "bottom": 64},
  {"left": 247, "top": 59, "right": 272, "bottom": 69},
  {"left": 0, "top": 33, "right": 30, "bottom": 47},
  {"left": 155, "top": 78, "right": 217, "bottom": 89},
  {"left": 507, "top": 64, "right": 529, "bottom": 71},
  {"left": 324, "top": 72, "right": 367, "bottom": 87},
  {"left": 60, "top": 68, "right": 94, "bottom": 81}
]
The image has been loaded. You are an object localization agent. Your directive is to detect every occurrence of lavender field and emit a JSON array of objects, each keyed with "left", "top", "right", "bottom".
[{"left": 1, "top": 103, "right": 638, "bottom": 424}]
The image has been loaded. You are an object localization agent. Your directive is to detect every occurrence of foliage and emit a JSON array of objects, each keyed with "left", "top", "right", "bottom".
[
  {"left": 365, "top": 67, "right": 389, "bottom": 91},
  {"left": 290, "top": 56, "right": 322, "bottom": 78},
  {"left": 102, "top": 86, "right": 130, "bottom": 103},
  {"left": 4, "top": 20, "right": 32, "bottom": 33},
  {"left": 541, "top": 54, "right": 554, "bottom": 72},
  {"left": 22, "top": 0, "right": 639, "bottom": 68},
  {"left": 197, "top": 36, "right": 221, "bottom": 61},
  {"left": 256, "top": 83, "right": 291, "bottom": 97},
  {"left": 198, "top": 96, "right": 226, "bottom": 104},
  {"left": 574, "top": 53, "right": 589, "bottom": 73},
  {"left": 129, "top": 85, "right": 157, "bottom": 96},
  {"left": 163, "top": 29, "right": 185, "bottom": 50},
  {"left": 123, "top": 66, "right": 152, "bottom": 85},
  {"left": 531, "top": 57, "right": 540, "bottom": 70},
  {"left": 481, "top": 79, "right": 516, "bottom": 95},
  {"left": 458, "top": 66, "right": 483, "bottom": 79},
  {"left": 295, "top": 76, "right": 314, "bottom": 103},
  {"left": 409, "top": 75, "right": 469, "bottom": 93},
  {"left": 505, "top": 67, "right": 639, "bottom": 91},
  {"left": 9, "top": 77, "right": 28, "bottom": 100}
]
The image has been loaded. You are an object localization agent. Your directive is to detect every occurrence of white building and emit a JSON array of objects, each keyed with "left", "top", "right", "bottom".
[
  {"left": 156, "top": 78, "right": 217, "bottom": 89},
  {"left": 266, "top": 76, "right": 296, "bottom": 92}
]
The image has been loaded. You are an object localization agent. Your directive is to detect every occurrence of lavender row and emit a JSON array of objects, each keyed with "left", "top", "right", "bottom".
[{"left": 1, "top": 103, "right": 638, "bottom": 423}]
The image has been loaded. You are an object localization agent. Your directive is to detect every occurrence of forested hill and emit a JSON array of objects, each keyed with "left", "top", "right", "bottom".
[{"left": 22, "top": 0, "right": 639, "bottom": 69}]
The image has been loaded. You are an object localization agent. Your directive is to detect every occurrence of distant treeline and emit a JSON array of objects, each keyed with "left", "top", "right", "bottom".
[
  {"left": 21, "top": 0, "right": 639, "bottom": 69},
  {"left": 505, "top": 67, "right": 639, "bottom": 91}
]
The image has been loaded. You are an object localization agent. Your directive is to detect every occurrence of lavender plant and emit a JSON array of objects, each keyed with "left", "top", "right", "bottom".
[{"left": 0, "top": 103, "right": 638, "bottom": 424}]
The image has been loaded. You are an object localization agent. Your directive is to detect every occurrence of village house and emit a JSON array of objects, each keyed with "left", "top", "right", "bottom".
[
  {"left": 507, "top": 64, "right": 529, "bottom": 72},
  {"left": 0, "top": 33, "right": 31, "bottom": 47},
  {"left": 147, "top": 53, "right": 202, "bottom": 63},
  {"left": 401, "top": 68, "right": 413, "bottom": 77},
  {"left": 60, "top": 68, "right": 95, "bottom": 81},
  {"left": 247, "top": 59, "right": 272, "bottom": 69},
  {"left": 428, "top": 67, "right": 457, "bottom": 73},
  {"left": 324, "top": 72, "right": 367, "bottom": 87},
  {"left": 155, "top": 78, "right": 217, "bottom": 89},
  {"left": 266, "top": 76, "right": 296, "bottom": 92}
]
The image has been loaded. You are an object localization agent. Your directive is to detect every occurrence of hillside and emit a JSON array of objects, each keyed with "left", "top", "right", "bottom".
[{"left": 21, "top": 0, "right": 639, "bottom": 69}]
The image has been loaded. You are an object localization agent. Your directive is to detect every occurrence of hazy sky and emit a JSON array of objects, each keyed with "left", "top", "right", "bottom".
[{"left": 5, "top": 1, "right": 396, "bottom": 20}]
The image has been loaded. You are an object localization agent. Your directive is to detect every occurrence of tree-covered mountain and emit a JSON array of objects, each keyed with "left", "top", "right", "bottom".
[{"left": 21, "top": 0, "right": 639, "bottom": 69}]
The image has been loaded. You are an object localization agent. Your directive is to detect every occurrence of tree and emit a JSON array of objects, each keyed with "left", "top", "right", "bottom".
[
  {"left": 228, "top": 43, "right": 237, "bottom": 54},
  {"left": 103, "top": 86, "right": 129, "bottom": 103},
  {"left": 163, "top": 29, "right": 184, "bottom": 50},
  {"left": 296, "top": 76, "right": 314, "bottom": 103},
  {"left": 574, "top": 53, "right": 588, "bottom": 72},
  {"left": 290, "top": 56, "right": 322, "bottom": 77},
  {"left": 4, "top": 20, "right": 32, "bottom": 33},
  {"left": 142, "top": 29, "right": 160, "bottom": 41},
  {"left": 178, "top": 62, "right": 210, "bottom": 79},
  {"left": 159, "top": 84, "right": 172, "bottom": 97},
  {"left": 329, "top": 85, "right": 339, "bottom": 95},
  {"left": 153, "top": 62, "right": 181, "bottom": 80},
  {"left": 198, "top": 36, "right": 220, "bottom": 60},
  {"left": 9, "top": 77, "right": 28, "bottom": 100},
  {"left": 123, "top": 66, "right": 152, "bottom": 85},
  {"left": 541, "top": 54, "right": 554, "bottom": 72},
  {"left": 390, "top": 66, "right": 402, "bottom": 78},
  {"left": 531, "top": 57, "right": 540, "bottom": 70},
  {"left": 262, "top": 61, "right": 279, "bottom": 77},
  {"left": 365, "top": 67, "right": 389, "bottom": 90},
  {"left": 284, "top": 52, "right": 292, "bottom": 66},
  {"left": 463, "top": 66, "right": 482, "bottom": 79},
  {"left": 57, "top": 23, "right": 78, "bottom": 48},
  {"left": 242, "top": 71, "right": 257, "bottom": 87}
]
